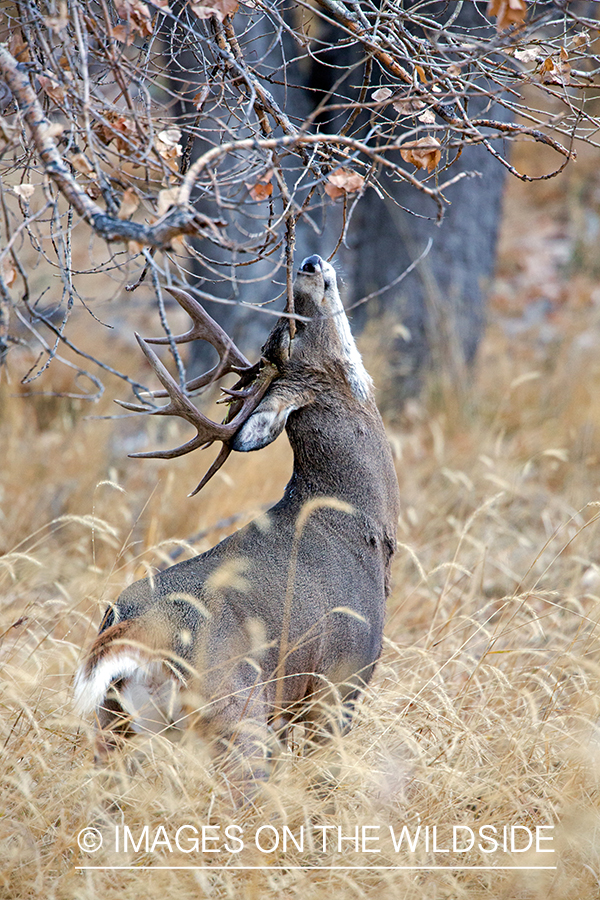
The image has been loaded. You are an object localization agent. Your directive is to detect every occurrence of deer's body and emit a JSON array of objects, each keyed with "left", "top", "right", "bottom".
[{"left": 76, "top": 256, "right": 400, "bottom": 793}]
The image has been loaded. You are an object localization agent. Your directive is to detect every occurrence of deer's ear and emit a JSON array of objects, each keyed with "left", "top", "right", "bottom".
[{"left": 231, "top": 394, "right": 297, "bottom": 452}]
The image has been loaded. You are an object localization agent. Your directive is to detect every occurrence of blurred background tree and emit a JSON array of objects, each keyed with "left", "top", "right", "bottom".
[{"left": 0, "top": 0, "right": 597, "bottom": 410}]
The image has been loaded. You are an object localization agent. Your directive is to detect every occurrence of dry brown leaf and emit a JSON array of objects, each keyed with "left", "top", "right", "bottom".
[
  {"left": 372, "top": 87, "right": 393, "bottom": 102},
  {"left": 246, "top": 170, "right": 274, "bottom": 201},
  {"left": 324, "top": 168, "right": 365, "bottom": 200},
  {"left": 247, "top": 181, "right": 273, "bottom": 201},
  {"left": 572, "top": 31, "right": 590, "bottom": 49},
  {"left": 1, "top": 260, "right": 17, "bottom": 288},
  {"left": 514, "top": 47, "right": 538, "bottom": 64},
  {"left": 45, "top": 1, "right": 69, "bottom": 33},
  {"left": 38, "top": 75, "right": 66, "bottom": 105},
  {"left": 118, "top": 187, "right": 140, "bottom": 220},
  {"left": 94, "top": 112, "right": 138, "bottom": 153},
  {"left": 447, "top": 64, "right": 461, "bottom": 77},
  {"left": 418, "top": 110, "right": 436, "bottom": 125},
  {"left": 540, "top": 48, "right": 570, "bottom": 86},
  {"left": 392, "top": 97, "right": 425, "bottom": 116},
  {"left": 70, "top": 153, "right": 96, "bottom": 177},
  {"left": 193, "top": 86, "right": 210, "bottom": 109},
  {"left": 415, "top": 65, "right": 427, "bottom": 83},
  {"left": 156, "top": 187, "right": 180, "bottom": 217},
  {"left": 111, "top": 25, "right": 134, "bottom": 44},
  {"left": 400, "top": 137, "right": 442, "bottom": 173},
  {"left": 8, "top": 32, "right": 29, "bottom": 63},
  {"left": 190, "top": 0, "right": 238, "bottom": 23},
  {"left": 487, "top": 0, "right": 527, "bottom": 32},
  {"left": 114, "top": 0, "right": 153, "bottom": 39},
  {"left": 13, "top": 184, "right": 35, "bottom": 201},
  {"left": 155, "top": 128, "right": 182, "bottom": 172}
]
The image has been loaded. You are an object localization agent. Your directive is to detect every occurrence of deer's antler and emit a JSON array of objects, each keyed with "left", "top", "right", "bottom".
[{"left": 117, "top": 287, "right": 279, "bottom": 496}]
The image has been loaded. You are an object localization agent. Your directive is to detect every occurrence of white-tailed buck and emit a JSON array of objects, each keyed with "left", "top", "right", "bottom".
[{"left": 75, "top": 255, "right": 400, "bottom": 798}]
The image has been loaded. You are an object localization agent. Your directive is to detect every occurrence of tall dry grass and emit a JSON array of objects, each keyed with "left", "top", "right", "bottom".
[{"left": 3, "top": 148, "right": 600, "bottom": 898}]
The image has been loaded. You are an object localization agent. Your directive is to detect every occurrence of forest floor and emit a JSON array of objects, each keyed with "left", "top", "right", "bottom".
[{"left": 2, "top": 135, "right": 600, "bottom": 899}]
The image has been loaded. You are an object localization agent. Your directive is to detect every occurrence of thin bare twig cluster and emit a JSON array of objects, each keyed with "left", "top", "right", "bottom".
[{"left": 0, "top": 0, "right": 598, "bottom": 396}]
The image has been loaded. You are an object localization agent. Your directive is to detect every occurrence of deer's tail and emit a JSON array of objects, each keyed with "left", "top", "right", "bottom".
[{"left": 74, "top": 617, "right": 185, "bottom": 736}]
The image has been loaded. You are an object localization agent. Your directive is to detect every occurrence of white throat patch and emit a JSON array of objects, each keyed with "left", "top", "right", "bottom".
[{"left": 323, "top": 263, "right": 373, "bottom": 401}]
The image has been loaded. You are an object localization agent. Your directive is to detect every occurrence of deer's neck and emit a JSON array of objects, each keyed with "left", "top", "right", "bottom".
[{"left": 283, "top": 395, "right": 399, "bottom": 534}]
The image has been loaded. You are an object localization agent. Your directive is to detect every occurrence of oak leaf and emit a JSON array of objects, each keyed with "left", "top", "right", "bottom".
[
  {"left": 400, "top": 137, "right": 442, "bottom": 173},
  {"left": 248, "top": 182, "right": 273, "bottom": 201},
  {"left": 572, "top": 31, "right": 590, "bottom": 50},
  {"left": 514, "top": 47, "right": 538, "bottom": 64}
]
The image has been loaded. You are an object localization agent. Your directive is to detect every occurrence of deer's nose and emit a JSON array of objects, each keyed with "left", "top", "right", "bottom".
[{"left": 300, "top": 254, "right": 323, "bottom": 274}]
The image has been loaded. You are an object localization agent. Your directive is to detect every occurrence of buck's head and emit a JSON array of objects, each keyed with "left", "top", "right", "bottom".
[
  {"left": 122, "top": 254, "right": 373, "bottom": 493},
  {"left": 232, "top": 254, "right": 372, "bottom": 452}
]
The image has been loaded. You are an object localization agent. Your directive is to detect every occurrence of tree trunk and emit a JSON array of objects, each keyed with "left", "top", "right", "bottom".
[{"left": 180, "top": 2, "right": 506, "bottom": 405}]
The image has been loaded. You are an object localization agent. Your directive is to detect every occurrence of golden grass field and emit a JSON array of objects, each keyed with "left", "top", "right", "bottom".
[{"left": 3, "top": 142, "right": 600, "bottom": 898}]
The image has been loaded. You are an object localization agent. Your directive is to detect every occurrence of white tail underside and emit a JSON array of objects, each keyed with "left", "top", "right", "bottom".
[{"left": 74, "top": 653, "right": 183, "bottom": 735}]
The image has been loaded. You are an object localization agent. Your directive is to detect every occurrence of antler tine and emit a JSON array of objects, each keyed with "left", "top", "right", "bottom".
[
  {"left": 117, "top": 331, "right": 279, "bottom": 481},
  {"left": 187, "top": 444, "right": 232, "bottom": 497},
  {"left": 117, "top": 333, "right": 242, "bottom": 460},
  {"left": 147, "top": 288, "right": 249, "bottom": 363},
  {"left": 147, "top": 287, "right": 252, "bottom": 398}
]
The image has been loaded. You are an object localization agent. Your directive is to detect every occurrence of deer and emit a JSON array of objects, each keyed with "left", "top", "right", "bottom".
[{"left": 75, "top": 254, "right": 400, "bottom": 800}]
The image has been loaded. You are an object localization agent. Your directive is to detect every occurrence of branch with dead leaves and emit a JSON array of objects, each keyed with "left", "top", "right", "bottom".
[
  {"left": 0, "top": 43, "right": 226, "bottom": 250},
  {"left": 0, "top": 0, "right": 597, "bottom": 396}
]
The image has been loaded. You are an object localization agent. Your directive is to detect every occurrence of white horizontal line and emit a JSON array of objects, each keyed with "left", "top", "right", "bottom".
[{"left": 77, "top": 865, "right": 558, "bottom": 871}]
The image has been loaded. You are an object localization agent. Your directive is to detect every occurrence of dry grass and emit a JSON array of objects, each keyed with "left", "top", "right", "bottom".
[{"left": 4, "top": 151, "right": 600, "bottom": 898}]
